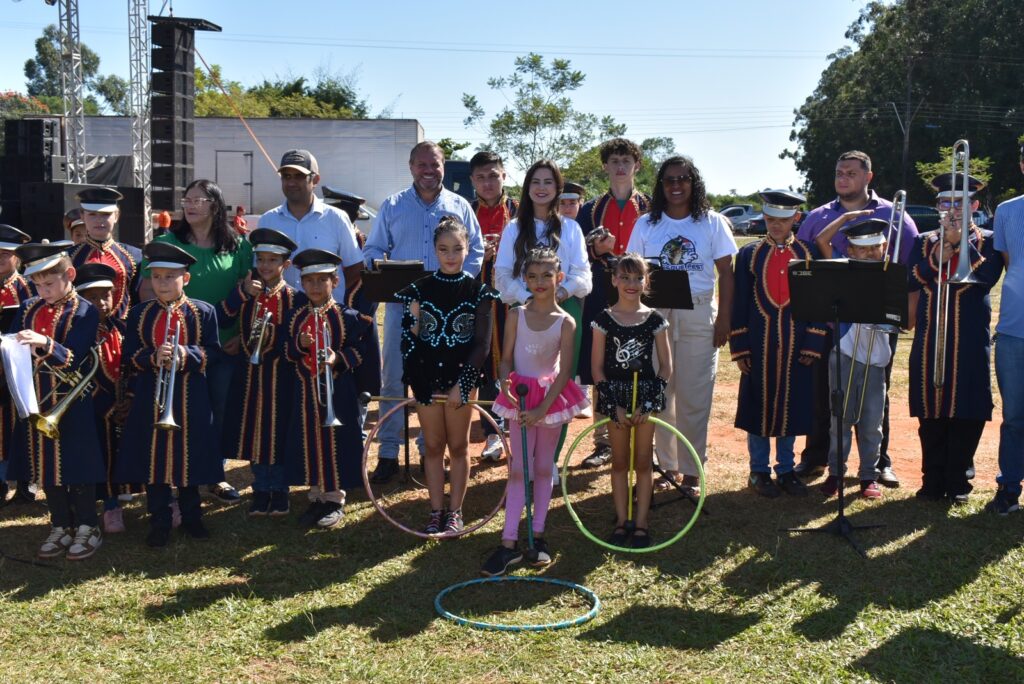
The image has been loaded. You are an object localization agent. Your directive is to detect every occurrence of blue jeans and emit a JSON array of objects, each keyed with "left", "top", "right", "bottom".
[
  {"left": 378, "top": 303, "right": 423, "bottom": 460},
  {"left": 206, "top": 346, "right": 237, "bottom": 467},
  {"left": 995, "top": 333, "right": 1024, "bottom": 494},
  {"left": 251, "top": 463, "right": 287, "bottom": 493},
  {"left": 747, "top": 433, "right": 796, "bottom": 475}
]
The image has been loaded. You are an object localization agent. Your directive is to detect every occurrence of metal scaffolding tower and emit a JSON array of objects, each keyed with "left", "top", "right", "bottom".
[
  {"left": 128, "top": 0, "right": 152, "bottom": 238},
  {"left": 56, "top": 0, "right": 87, "bottom": 183}
]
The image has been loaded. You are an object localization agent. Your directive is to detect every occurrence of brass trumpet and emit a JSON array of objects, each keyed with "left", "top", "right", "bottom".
[
  {"left": 248, "top": 303, "right": 273, "bottom": 365},
  {"left": 155, "top": 313, "right": 182, "bottom": 431},
  {"left": 933, "top": 139, "right": 978, "bottom": 388},
  {"left": 32, "top": 347, "right": 101, "bottom": 439},
  {"left": 313, "top": 309, "right": 342, "bottom": 428}
]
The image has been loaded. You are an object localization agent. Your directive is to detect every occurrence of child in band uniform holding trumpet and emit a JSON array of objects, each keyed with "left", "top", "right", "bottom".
[
  {"left": 908, "top": 173, "right": 1004, "bottom": 504},
  {"left": 284, "top": 248, "right": 375, "bottom": 529},
  {"left": 7, "top": 242, "right": 106, "bottom": 560},
  {"left": 115, "top": 242, "right": 224, "bottom": 547},
  {"left": 219, "top": 228, "right": 303, "bottom": 517}
]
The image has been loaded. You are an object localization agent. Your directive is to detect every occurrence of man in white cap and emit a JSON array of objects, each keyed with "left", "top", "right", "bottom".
[{"left": 258, "top": 149, "right": 363, "bottom": 304}]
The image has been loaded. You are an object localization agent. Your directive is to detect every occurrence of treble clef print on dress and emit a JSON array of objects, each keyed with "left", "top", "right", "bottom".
[{"left": 613, "top": 335, "right": 645, "bottom": 368}]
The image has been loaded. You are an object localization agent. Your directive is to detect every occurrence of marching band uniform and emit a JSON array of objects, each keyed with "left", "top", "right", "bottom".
[
  {"left": 0, "top": 225, "right": 33, "bottom": 500},
  {"left": 730, "top": 191, "right": 826, "bottom": 495},
  {"left": 116, "top": 242, "right": 224, "bottom": 544},
  {"left": 68, "top": 188, "right": 142, "bottom": 321},
  {"left": 284, "top": 249, "right": 376, "bottom": 527},
  {"left": 8, "top": 243, "right": 105, "bottom": 559},
  {"left": 908, "top": 173, "right": 1004, "bottom": 501},
  {"left": 219, "top": 229, "right": 303, "bottom": 515}
]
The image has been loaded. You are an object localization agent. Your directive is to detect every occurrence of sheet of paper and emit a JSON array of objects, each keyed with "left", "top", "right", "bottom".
[{"left": 1, "top": 334, "right": 38, "bottom": 419}]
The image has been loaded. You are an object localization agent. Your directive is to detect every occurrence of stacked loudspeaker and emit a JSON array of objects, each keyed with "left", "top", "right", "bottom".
[
  {"left": 149, "top": 17, "right": 197, "bottom": 213},
  {"left": 0, "top": 118, "right": 66, "bottom": 228}
]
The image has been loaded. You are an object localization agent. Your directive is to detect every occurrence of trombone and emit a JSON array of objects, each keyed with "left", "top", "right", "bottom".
[
  {"left": 933, "top": 139, "right": 978, "bottom": 388},
  {"left": 155, "top": 311, "right": 182, "bottom": 431},
  {"left": 32, "top": 347, "right": 101, "bottom": 439},
  {"left": 313, "top": 309, "right": 342, "bottom": 428},
  {"left": 248, "top": 303, "right": 273, "bottom": 365},
  {"left": 841, "top": 190, "right": 907, "bottom": 422}
]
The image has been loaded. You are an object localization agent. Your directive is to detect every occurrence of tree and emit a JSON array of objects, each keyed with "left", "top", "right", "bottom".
[
  {"left": 463, "top": 53, "right": 624, "bottom": 171},
  {"left": 785, "top": 0, "right": 1024, "bottom": 207},
  {"left": 23, "top": 24, "right": 129, "bottom": 115},
  {"left": 195, "top": 66, "right": 371, "bottom": 119},
  {"left": 436, "top": 137, "right": 471, "bottom": 160},
  {"left": 0, "top": 91, "right": 50, "bottom": 155},
  {"left": 915, "top": 145, "right": 993, "bottom": 194}
]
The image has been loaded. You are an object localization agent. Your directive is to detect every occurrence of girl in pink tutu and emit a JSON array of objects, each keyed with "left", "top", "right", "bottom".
[{"left": 483, "top": 248, "right": 588, "bottom": 576}]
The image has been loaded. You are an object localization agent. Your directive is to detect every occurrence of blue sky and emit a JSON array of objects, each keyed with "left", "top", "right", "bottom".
[{"left": 0, "top": 0, "right": 871, "bottom": 195}]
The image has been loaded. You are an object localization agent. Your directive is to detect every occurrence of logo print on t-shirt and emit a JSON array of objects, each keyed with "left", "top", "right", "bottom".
[{"left": 660, "top": 236, "right": 702, "bottom": 272}]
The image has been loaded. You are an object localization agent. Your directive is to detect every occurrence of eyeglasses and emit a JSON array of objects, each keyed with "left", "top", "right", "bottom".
[
  {"left": 662, "top": 175, "right": 692, "bottom": 186},
  {"left": 938, "top": 200, "right": 965, "bottom": 209},
  {"left": 182, "top": 197, "right": 213, "bottom": 206}
]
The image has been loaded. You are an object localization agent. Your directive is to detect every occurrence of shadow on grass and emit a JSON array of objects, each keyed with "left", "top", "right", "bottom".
[
  {"left": 850, "top": 627, "right": 1024, "bottom": 682},
  {"left": 580, "top": 604, "right": 759, "bottom": 650}
]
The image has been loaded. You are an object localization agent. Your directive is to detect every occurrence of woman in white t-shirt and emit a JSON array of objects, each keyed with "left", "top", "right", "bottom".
[{"left": 626, "top": 156, "right": 737, "bottom": 491}]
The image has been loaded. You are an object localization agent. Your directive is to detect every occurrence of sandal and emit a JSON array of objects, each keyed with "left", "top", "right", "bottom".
[
  {"left": 631, "top": 528, "right": 652, "bottom": 549},
  {"left": 608, "top": 525, "right": 630, "bottom": 546},
  {"left": 654, "top": 473, "right": 684, "bottom": 492}
]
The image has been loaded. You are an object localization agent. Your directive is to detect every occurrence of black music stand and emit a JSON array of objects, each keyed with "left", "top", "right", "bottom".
[
  {"left": 784, "top": 258, "right": 908, "bottom": 557},
  {"left": 361, "top": 261, "right": 426, "bottom": 481}
]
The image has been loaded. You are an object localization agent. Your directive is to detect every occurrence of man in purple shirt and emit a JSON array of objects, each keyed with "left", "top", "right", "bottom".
[{"left": 793, "top": 150, "right": 919, "bottom": 487}]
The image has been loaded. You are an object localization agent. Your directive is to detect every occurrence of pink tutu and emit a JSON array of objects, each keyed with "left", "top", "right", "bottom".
[{"left": 493, "top": 371, "right": 589, "bottom": 426}]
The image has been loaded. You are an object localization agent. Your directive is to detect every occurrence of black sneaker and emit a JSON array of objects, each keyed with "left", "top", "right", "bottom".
[
  {"left": 423, "top": 509, "right": 445, "bottom": 535},
  {"left": 248, "top": 492, "right": 272, "bottom": 517},
  {"left": 481, "top": 545, "right": 523, "bottom": 577},
  {"left": 631, "top": 528, "right": 653, "bottom": 549},
  {"left": 776, "top": 471, "right": 809, "bottom": 497},
  {"left": 949, "top": 492, "right": 971, "bottom": 506},
  {"left": 915, "top": 488, "right": 945, "bottom": 502},
  {"left": 442, "top": 509, "right": 464, "bottom": 535},
  {"left": 298, "top": 501, "right": 328, "bottom": 527},
  {"left": 582, "top": 445, "right": 612, "bottom": 468},
  {"left": 269, "top": 491, "right": 289, "bottom": 516},
  {"left": 11, "top": 481, "right": 37, "bottom": 505},
  {"left": 608, "top": 526, "right": 630, "bottom": 546},
  {"left": 984, "top": 487, "right": 1020, "bottom": 516},
  {"left": 207, "top": 482, "right": 241, "bottom": 503},
  {"left": 370, "top": 458, "right": 400, "bottom": 484},
  {"left": 749, "top": 472, "right": 781, "bottom": 498},
  {"left": 181, "top": 520, "right": 210, "bottom": 539},
  {"left": 146, "top": 526, "right": 171, "bottom": 547},
  {"left": 530, "top": 537, "right": 552, "bottom": 565},
  {"left": 793, "top": 462, "right": 825, "bottom": 479}
]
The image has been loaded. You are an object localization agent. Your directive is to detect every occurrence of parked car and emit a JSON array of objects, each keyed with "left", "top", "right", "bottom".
[
  {"left": 719, "top": 204, "right": 759, "bottom": 234},
  {"left": 906, "top": 204, "right": 940, "bottom": 232},
  {"left": 973, "top": 209, "right": 991, "bottom": 227}
]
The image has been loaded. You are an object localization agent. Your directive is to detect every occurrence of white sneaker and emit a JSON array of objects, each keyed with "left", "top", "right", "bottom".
[
  {"left": 481, "top": 434, "right": 504, "bottom": 462},
  {"left": 38, "top": 526, "right": 73, "bottom": 559},
  {"left": 577, "top": 404, "right": 593, "bottom": 419},
  {"left": 551, "top": 469, "right": 560, "bottom": 491},
  {"left": 67, "top": 524, "right": 103, "bottom": 561}
]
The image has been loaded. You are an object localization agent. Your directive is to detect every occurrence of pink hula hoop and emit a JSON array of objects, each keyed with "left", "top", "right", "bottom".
[{"left": 361, "top": 398, "right": 509, "bottom": 539}]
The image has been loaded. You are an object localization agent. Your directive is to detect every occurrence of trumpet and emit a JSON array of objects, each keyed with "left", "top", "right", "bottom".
[
  {"left": 933, "top": 139, "right": 978, "bottom": 388},
  {"left": 313, "top": 309, "right": 342, "bottom": 428},
  {"left": 155, "top": 312, "right": 182, "bottom": 431},
  {"left": 248, "top": 303, "right": 273, "bottom": 365},
  {"left": 32, "top": 347, "right": 101, "bottom": 439}
]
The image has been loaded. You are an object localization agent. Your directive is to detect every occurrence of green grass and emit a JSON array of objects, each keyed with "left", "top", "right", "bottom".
[{"left": 1, "top": 470, "right": 1023, "bottom": 682}]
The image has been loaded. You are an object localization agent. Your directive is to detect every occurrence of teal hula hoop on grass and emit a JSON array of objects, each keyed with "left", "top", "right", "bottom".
[
  {"left": 560, "top": 416, "right": 705, "bottom": 553},
  {"left": 434, "top": 576, "right": 600, "bottom": 631}
]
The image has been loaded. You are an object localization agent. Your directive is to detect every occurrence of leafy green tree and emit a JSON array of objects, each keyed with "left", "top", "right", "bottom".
[
  {"left": 915, "top": 146, "right": 993, "bottom": 193},
  {"left": 437, "top": 137, "right": 471, "bottom": 160},
  {"left": 563, "top": 136, "right": 678, "bottom": 199},
  {"left": 23, "top": 24, "right": 127, "bottom": 115},
  {"left": 463, "top": 53, "right": 625, "bottom": 171},
  {"left": 785, "top": 0, "right": 1024, "bottom": 206}
]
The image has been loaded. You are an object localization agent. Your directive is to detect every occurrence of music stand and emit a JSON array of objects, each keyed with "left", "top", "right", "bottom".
[
  {"left": 361, "top": 261, "right": 426, "bottom": 481},
  {"left": 784, "top": 258, "right": 908, "bottom": 557}
]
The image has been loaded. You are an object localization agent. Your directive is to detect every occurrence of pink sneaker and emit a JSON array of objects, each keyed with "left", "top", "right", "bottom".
[
  {"left": 170, "top": 500, "right": 182, "bottom": 528},
  {"left": 860, "top": 481, "right": 883, "bottom": 500},
  {"left": 102, "top": 507, "right": 126, "bottom": 533}
]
